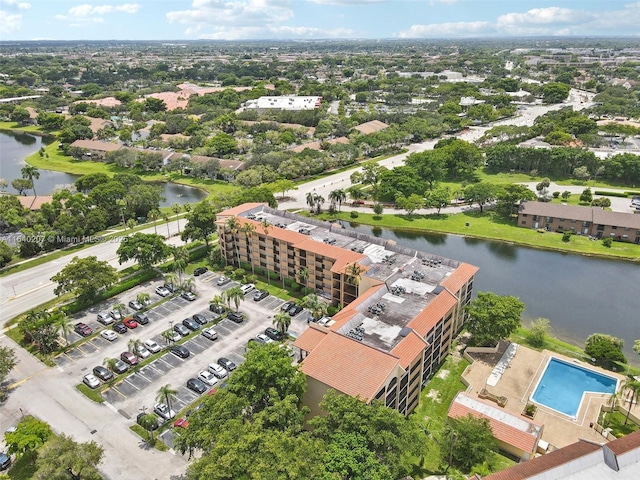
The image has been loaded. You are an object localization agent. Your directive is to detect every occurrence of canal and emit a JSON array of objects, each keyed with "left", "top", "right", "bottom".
[{"left": 0, "top": 131, "right": 207, "bottom": 206}]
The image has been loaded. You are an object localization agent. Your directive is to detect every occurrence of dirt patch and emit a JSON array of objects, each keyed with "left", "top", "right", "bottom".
[
  {"left": 425, "top": 389, "right": 440, "bottom": 401},
  {"left": 437, "top": 369, "right": 449, "bottom": 380}
]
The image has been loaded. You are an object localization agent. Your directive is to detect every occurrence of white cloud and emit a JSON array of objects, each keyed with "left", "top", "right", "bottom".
[
  {"left": 0, "top": 0, "right": 29, "bottom": 33},
  {"left": 197, "top": 24, "right": 355, "bottom": 40},
  {"left": 309, "top": 0, "right": 383, "bottom": 5},
  {"left": 0, "top": 0, "right": 30, "bottom": 9},
  {"left": 399, "top": 21, "right": 493, "bottom": 38},
  {"left": 58, "top": 3, "right": 140, "bottom": 20}
]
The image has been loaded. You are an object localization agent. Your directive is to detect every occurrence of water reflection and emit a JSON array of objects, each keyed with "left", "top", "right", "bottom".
[
  {"left": 486, "top": 240, "right": 518, "bottom": 261},
  {"left": 12, "top": 132, "right": 37, "bottom": 146}
]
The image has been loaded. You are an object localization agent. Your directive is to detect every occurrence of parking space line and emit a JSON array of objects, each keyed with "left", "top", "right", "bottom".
[{"left": 124, "top": 376, "right": 140, "bottom": 390}]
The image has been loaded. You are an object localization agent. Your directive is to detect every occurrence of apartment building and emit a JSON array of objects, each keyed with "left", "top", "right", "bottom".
[
  {"left": 215, "top": 204, "right": 479, "bottom": 416},
  {"left": 517, "top": 201, "right": 640, "bottom": 243}
]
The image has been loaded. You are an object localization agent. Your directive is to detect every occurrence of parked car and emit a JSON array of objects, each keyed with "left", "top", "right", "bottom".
[
  {"left": 253, "top": 290, "right": 269, "bottom": 302},
  {"left": 154, "top": 403, "right": 176, "bottom": 421},
  {"left": 264, "top": 327, "right": 284, "bottom": 341},
  {"left": 136, "top": 412, "right": 158, "bottom": 431},
  {"left": 288, "top": 305, "right": 303, "bottom": 316},
  {"left": 201, "top": 327, "right": 218, "bottom": 340},
  {"left": 198, "top": 370, "right": 218, "bottom": 386},
  {"left": 155, "top": 286, "right": 171, "bottom": 297},
  {"left": 164, "top": 282, "right": 178, "bottom": 293},
  {"left": 165, "top": 330, "right": 181, "bottom": 342},
  {"left": 92, "top": 366, "right": 113, "bottom": 382},
  {"left": 216, "top": 276, "right": 230, "bottom": 286},
  {"left": 109, "top": 310, "right": 122, "bottom": 321},
  {"left": 97, "top": 312, "right": 113, "bottom": 325},
  {"left": 123, "top": 317, "right": 138, "bottom": 329},
  {"left": 173, "top": 323, "right": 190, "bottom": 337},
  {"left": 280, "top": 301, "right": 294, "bottom": 313},
  {"left": 181, "top": 291, "right": 196, "bottom": 301},
  {"left": 136, "top": 346, "right": 151, "bottom": 359},
  {"left": 257, "top": 333, "right": 275, "bottom": 344},
  {"left": 218, "top": 357, "right": 237, "bottom": 371},
  {"left": 120, "top": 351, "right": 139, "bottom": 366},
  {"left": 100, "top": 330, "right": 118, "bottom": 342},
  {"left": 186, "top": 377, "right": 208, "bottom": 394},
  {"left": 83, "top": 374, "right": 100, "bottom": 389},
  {"left": 132, "top": 312, "right": 149, "bottom": 325},
  {"left": 194, "top": 266, "right": 208, "bottom": 276},
  {"left": 111, "top": 360, "right": 128, "bottom": 375},
  {"left": 128, "top": 300, "right": 143, "bottom": 311},
  {"left": 182, "top": 317, "right": 200, "bottom": 331},
  {"left": 192, "top": 313, "right": 208, "bottom": 325},
  {"left": 226, "top": 311, "right": 244, "bottom": 324},
  {"left": 208, "top": 362, "right": 228, "bottom": 379},
  {"left": 209, "top": 304, "right": 225, "bottom": 314},
  {"left": 74, "top": 322, "right": 93, "bottom": 337},
  {"left": 112, "top": 322, "right": 127, "bottom": 334},
  {"left": 0, "top": 452, "right": 11, "bottom": 471},
  {"left": 173, "top": 417, "right": 189, "bottom": 429},
  {"left": 144, "top": 339, "right": 161, "bottom": 353},
  {"left": 240, "top": 283, "right": 255, "bottom": 295},
  {"left": 170, "top": 345, "right": 190, "bottom": 358}
]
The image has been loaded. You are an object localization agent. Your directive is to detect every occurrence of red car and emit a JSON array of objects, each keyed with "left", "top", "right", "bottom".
[
  {"left": 74, "top": 322, "right": 93, "bottom": 337},
  {"left": 122, "top": 317, "right": 138, "bottom": 329},
  {"left": 173, "top": 417, "right": 188, "bottom": 429},
  {"left": 120, "top": 351, "right": 139, "bottom": 366}
]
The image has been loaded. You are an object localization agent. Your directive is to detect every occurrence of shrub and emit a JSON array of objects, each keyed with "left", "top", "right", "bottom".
[
  {"left": 592, "top": 197, "right": 612, "bottom": 208},
  {"left": 562, "top": 231, "right": 572, "bottom": 242},
  {"left": 373, "top": 203, "right": 384, "bottom": 215},
  {"left": 594, "top": 191, "right": 628, "bottom": 198},
  {"left": 625, "top": 191, "right": 640, "bottom": 196},
  {"left": 552, "top": 191, "right": 560, "bottom": 198},
  {"left": 602, "top": 237, "right": 613, "bottom": 248},
  {"left": 350, "top": 211, "right": 359, "bottom": 219}
]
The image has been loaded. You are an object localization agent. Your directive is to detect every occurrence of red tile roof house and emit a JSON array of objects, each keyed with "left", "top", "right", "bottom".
[
  {"left": 69, "top": 139, "right": 122, "bottom": 159},
  {"left": 448, "top": 392, "right": 544, "bottom": 462},
  {"left": 475, "top": 429, "right": 640, "bottom": 479},
  {"left": 215, "top": 203, "right": 479, "bottom": 418}
]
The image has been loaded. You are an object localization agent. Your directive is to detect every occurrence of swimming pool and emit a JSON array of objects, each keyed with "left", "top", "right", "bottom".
[{"left": 531, "top": 357, "right": 618, "bottom": 418}]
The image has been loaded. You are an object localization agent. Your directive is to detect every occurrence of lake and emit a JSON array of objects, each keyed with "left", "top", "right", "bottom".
[
  {"left": 349, "top": 223, "right": 640, "bottom": 360},
  {"left": 0, "top": 131, "right": 207, "bottom": 206}
]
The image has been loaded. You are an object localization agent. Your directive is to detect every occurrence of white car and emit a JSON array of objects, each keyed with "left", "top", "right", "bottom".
[
  {"left": 240, "top": 283, "right": 255, "bottom": 295},
  {"left": 100, "top": 330, "right": 118, "bottom": 342},
  {"left": 154, "top": 403, "right": 176, "bottom": 421},
  {"left": 83, "top": 374, "right": 101, "bottom": 389},
  {"left": 216, "top": 276, "right": 230, "bottom": 286},
  {"left": 137, "top": 346, "right": 151, "bottom": 359},
  {"left": 256, "top": 333, "right": 274, "bottom": 344},
  {"left": 144, "top": 339, "right": 161, "bottom": 353},
  {"left": 208, "top": 363, "right": 228, "bottom": 379},
  {"left": 155, "top": 286, "right": 171, "bottom": 297},
  {"left": 201, "top": 327, "right": 218, "bottom": 341},
  {"left": 198, "top": 370, "right": 218, "bottom": 386}
]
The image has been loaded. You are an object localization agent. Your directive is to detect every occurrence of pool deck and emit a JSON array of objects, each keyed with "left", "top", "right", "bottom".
[{"left": 462, "top": 343, "right": 634, "bottom": 449}]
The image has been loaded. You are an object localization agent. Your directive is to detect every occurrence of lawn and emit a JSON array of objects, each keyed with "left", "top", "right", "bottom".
[
  {"left": 320, "top": 210, "right": 640, "bottom": 261},
  {"left": 0, "top": 121, "right": 46, "bottom": 133},
  {"left": 598, "top": 410, "right": 639, "bottom": 438}
]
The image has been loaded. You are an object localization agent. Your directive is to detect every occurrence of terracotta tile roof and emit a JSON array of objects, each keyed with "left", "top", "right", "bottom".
[
  {"left": 295, "top": 238, "right": 366, "bottom": 274},
  {"left": 80, "top": 97, "right": 122, "bottom": 108},
  {"left": 288, "top": 136, "right": 349, "bottom": 153},
  {"left": 440, "top": 262, "right": 479, "bottom": 293},
  {"left": 354, "top": 120, "right": 389, "bottom": 134},
  {"left": 87, "top": 117, "right": 111, "bottom": 134},
  {"left": 480, "top": 439, "right": 601, "bottom": 480},
  {"left": 69, "top": 139, "right": 122, "bottom": 152},
  {"left": 16, "top": 195, "right": 54, "bottom": 210},
  {"left": 329, "top": 284, "right": 385, "bottom": 330},
  {"left": 407, "top": 290, "right": 458, "bottom": 337},
  {"left": 606, "top": 429, "right": 640, "bottom": 455},
  {"left": 300, "top": 331, "right": 400, "bottom": 401},
  {"left": 390, "top": 331, "right": 428, "bottom": 369},
  {"left": 293, "top": 323, "right": 328, "bottom": 352},
  {"left": 448, "top": 392, "right": 542, "bottom": 455},
  {"left": 217, "top": 204, "right": 267, "bottom": 218}
]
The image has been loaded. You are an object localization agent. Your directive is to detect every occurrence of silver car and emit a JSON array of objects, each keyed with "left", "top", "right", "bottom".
[{"left": 83, "top": 374, "right": 100, "bottom": 389}]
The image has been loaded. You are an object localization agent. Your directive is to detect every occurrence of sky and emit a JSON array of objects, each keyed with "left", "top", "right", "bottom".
[{"left": 1, "top": 0, "right": 639, "bottom": 41}]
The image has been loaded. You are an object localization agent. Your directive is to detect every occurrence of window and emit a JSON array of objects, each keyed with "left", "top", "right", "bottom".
[
  {"left": 559, "top": 218, "right": 565, "bottom": 222},
  {"left": 522, "top": 214, "right": 528, "bottom": 217},
  {"left": 597, "top": 224, "right": 604, "bottom": 231},
  {"left": 612, "top": 226, "right": 617, "bottom": 230}
]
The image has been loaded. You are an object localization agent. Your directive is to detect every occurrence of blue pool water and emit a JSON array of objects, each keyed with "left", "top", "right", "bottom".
[{"left": 531, "top": 358, "right": 618, "bottom": 417}]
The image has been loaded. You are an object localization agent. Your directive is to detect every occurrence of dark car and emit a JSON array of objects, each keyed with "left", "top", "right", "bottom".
[
  {"left": 170, "top": 345, "right": 190, "bottom": 358},
  {"left": 218, "top": 357, "right": 237, "bottom": 371},
  {"left": 173, "top": 323, "right": 190, "bottom": 337},
  {"left": 288, "top": 305, "right": 303, "bottom": 316},
  {"left": 192, "top": 313, "right": 208, "bottom": 325},
  {"left": 209, "top": 304, "right": 225, "bottom": 314},
  {"left": 186, "top": 377, "right": 208, "bottom": 394},
  {"left": 133, "top": 312, "right": 149, "bottom": 325},
  {"left": 193, "top": 266, "right": 208, "bottom": 276},
  {"left": 164, "top": 282, "right": 178, "bottom": 293},
  {"left": 128, "top": 300, "right": 143, "bottom": 311},
  {"left": 253, "top": 290, "right": 269, "bottom": 302},
  {"left": 0, "top": 452, "right": 11, "bottom": 471},
  {"left": 280, "top": 301, "right": 294, "bottom": 313},
  {"left": 113, "top": 322, "right": 128, "bottom": 334},
  {"left": 226, "top": 311, "right": 244, "bottom": 324},
  {"left": 182, "top": 317, "right": 200, "bottom": 332},
  {"left": 120, "top": 351, "right": 139, "bottom": 366},
  {"left": 74, "top": 322, "right": 93, "bottom": 337},
  {"left": 92, "top": 365, "right": 113, "bottom": 382},
  {"left": 136, "top": 412, "right": 158, "bottom": 431},
  {"left": 264, "top": 327, "right": 284, "bottom": 341}
]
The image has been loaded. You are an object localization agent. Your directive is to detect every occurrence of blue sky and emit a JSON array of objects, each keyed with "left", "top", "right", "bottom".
[{"left": 1, "top": 0, "right": 639, "bottom": 41}]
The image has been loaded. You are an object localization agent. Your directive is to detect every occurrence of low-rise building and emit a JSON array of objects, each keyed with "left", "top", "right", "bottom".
[
  {"left": 215, "top": 204, "right": 479, "bottom": 417},
  {"left": 239, "top": 95, "right": 322, "bottom": 113},
  {"left": 68, "top": 139, "right": 122, "bottom": 159},
  {"left": 517, "top": 201, "right": 640, "bottom": 243}
]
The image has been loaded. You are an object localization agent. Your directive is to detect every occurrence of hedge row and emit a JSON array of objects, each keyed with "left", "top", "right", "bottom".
[{"left": 594, "top": 190, "right": 629, "bottom": 198}]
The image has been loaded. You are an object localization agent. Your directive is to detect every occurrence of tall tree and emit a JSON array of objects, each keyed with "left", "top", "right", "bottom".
[
  {"left": 242, "top": 222, "right": 256, "bottom": 274},
  {"left": 442, "top": 414, "right": 497, "bottom": 473},
  {"left": 273, "top": 311, "right": 292, "bottom": 335},
  {"left": 156, "top": 384, "right": 178, "bottom": 412},
  {"left": 585, "top": 334, "right": 626, "bottom": 366},
  {"left": 182, "top": 201, "right": 218, "bottom": 249},
  {"left": 172, "top": 246, "right": 190, "bottom": 282},
  {"left": 172, "top": 203, "right": 183, "bottom": 234},
  {"left": 0, "top": 346, "right": 16, "bottom": 401},
  {"left": 225, "top": 286, "right": 244, "bottom": 312},
  {"left": 4, "top": 415, "right": 52, "bottom": 464},
  {"left": 225, "top": 216, "right": 241, "bottom": 266},
  {"left": 300, "top": 294, "right": 327, "bottom": 321},
  {"left": 464, "top": 292, "right": 525, "bottom": 347},
  {"left": 116, "top": 233, "right": 170, "bottom": 271},
  {"left": 21, "top": 164, "right": 40, "bottom": 197},
  {"left": 51, "top": 256, "right": 118, "bottom": 303},
  {"left": 33, "top": 433, "right": 104, "bottom": 480},
  {"left": 464, "top": 182, "right": 500, "bottom": 213}
]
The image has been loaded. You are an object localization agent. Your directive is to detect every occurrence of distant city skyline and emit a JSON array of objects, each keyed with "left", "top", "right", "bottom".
[{"left": 1, "top": 0, "right": 639, "bottom": 42}]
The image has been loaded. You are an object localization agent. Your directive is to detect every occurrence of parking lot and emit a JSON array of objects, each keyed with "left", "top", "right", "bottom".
[{"left": 56, "top": 270, "right": 309, "bottom": 432}]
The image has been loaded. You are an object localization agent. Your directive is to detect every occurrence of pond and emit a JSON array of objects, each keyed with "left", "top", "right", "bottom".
[
  {"left": 348, "top": 223, "right": 640, "bottom": 360},
  {"left": 0, "top": 131, "right": 207, "bottom": 206}
]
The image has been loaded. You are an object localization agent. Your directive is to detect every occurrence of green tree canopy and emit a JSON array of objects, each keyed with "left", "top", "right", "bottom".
[
  {"left": 116, "top": 232, "right": 170, "bottom": 270},
  {"left": 585, "top": 333, "right": 626, "bottom": 366},
  {"left": 51, "top": 256, "right": 118, "bottom": 303},
  {"left": 33, "top": 433, "right": 104, "bottom": 480},
  {"left": 464, "top": 292, "right": 525, "bottom": 346},
  {"left": 443, "top": 414, "right": 497, "bottom": 473},
  {"left": 182, "top": 201, "right": 218, "bottom": 248},
  {"left": 4, "top": 415, "right": 52, "bottom": 460}
]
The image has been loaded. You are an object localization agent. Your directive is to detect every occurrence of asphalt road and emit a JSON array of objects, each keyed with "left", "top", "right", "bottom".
[{"left": 0, "top": 219, "right": 186, "bottom": 323}]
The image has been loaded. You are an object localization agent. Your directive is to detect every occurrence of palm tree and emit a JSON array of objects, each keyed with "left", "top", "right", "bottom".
[
  {"left": 604, "top": 388, "right": 622, "bottom": 428},
  {"left": 137, "top": 292, "right": 151, "bottom": 308},
  {"left": 314, "top": 194, "right": 325, "bottom": 214},
  {"left": 138, "top": 413, "right": 158, "bottom": 442},
  {"left": 225, "top": 286, "right": 244, "bottom": 312},
  {"left": 347, "top": 185, "right": 364, "bottom": 202},
  {"left": 128, "top": 338, "right": 143, "bottom": 359},
  {"left": 346, "top": 263, "right": 363, "bottom": 296},
  {"left": 624, "top": 379, "right": 640, "bottom": 425},
  {"left": 164, "top": 273, "right": 178, "bottom": 292},
  {"left": 55, "top": 315, "right": 72, "bottom": 347},
  {"left": 306, "top": 192, "right": 316, "bottom": 212},
  {"left": 21, "top": 165, "right": 39, "bottom": 197},
  {"left": 273, "top": 311, "right": 292, "bottom": 335},
  {"left": 161, "top": 330, "right": 175, "bottom": 346},
  {"left": 243, "top": 222, "right": 256, "bottom": 274},
  {"left": 329, "top": 189, "right": 347, "bottom": 212},
  {"left": 210, "top": 294, "right": 225, "bottom": 312},
  {"left": 148, "top": 209, "right": 160, "bottom": 235},
  {"left": 260, "top": 219, "right": 273, "bottom": 284},
  {"left": 300, "top": 294, "right": 327, "bottom": 321},
  {"left": 172, "top": 203, "right": 182, "bottom": 234},
  {"left": 172, "top": 246, "right": 189, "bottom": 282},
  {"left": 225, "top": 216, "right": 241, "bottom": 266},
  {"left": 104, "top": 357, "right": 118, "bottom": 375},
  {"left": 156, "top": 384, "right": 178, "bottom": 412},
  {"left": 183, "top": 203, "right": 192, "bottom": 214},
  {"left": 298, "top": 267, "right": 309, "bottom": 292},
  {"left": 112, "top": 303, "right": 126, "bottom": 319},
  {"left": 162, "top": 213, "right": 170, "bottom": 237},
  {"left": 181, "top": 277, "right": 195, "bottom": 294}
]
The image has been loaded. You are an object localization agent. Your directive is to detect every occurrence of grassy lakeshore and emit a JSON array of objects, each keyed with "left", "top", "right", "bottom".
[{"left": 315, "top": 210, "right": 640, "bottom": 261}]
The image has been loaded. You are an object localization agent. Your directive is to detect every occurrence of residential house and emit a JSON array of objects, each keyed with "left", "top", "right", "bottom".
[{"left": 69, "top": 139, "right": 122, "bottom": 159}]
